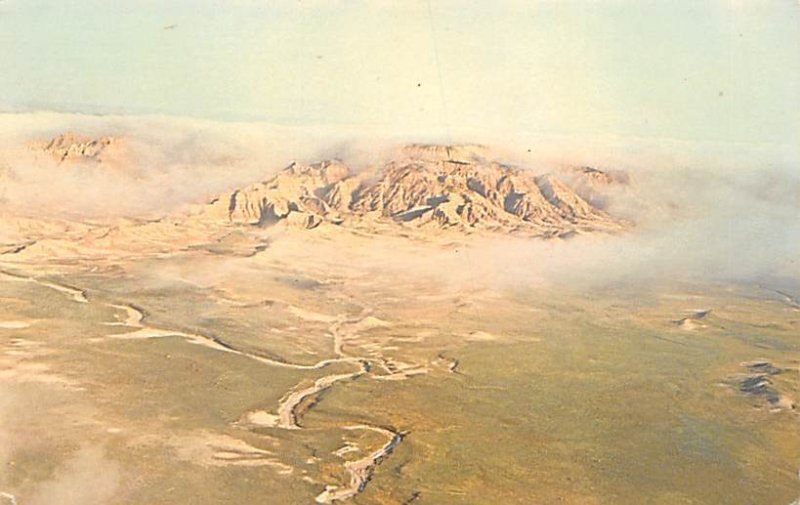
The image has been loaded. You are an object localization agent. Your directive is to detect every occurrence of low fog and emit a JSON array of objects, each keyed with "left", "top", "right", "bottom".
[
  {"left": 0, "top": 112, "right": 368, "bottom": 218},
  {"left": 0, "top": 112, "right": 798, "bottom": 288},
  {"left": 0, "top": 384, "right": 120, "bottom": 505}
]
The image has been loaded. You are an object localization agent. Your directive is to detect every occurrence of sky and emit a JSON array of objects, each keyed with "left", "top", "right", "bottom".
[{"left": 1, "top": 0, "right": 799, "bottom": 150}]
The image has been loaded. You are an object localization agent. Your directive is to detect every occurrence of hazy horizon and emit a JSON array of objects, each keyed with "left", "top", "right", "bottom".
[{"left": 1, "top": 0, "right": 799, "bottom": 155}]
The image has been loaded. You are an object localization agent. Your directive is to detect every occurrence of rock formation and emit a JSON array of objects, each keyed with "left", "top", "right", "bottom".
[
  {"left": 202, "top": 145, "right": 624, "bottom": 236},
  {"left": 33, "top": 132, "right": 119, "bottom": 163},
  {"left": 558, "top": 166, "right": 631, "bottom": 210}
]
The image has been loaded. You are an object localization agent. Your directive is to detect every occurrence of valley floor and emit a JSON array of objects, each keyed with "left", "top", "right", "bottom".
[{"left": 0, "top": 231, "right": 798, "bottom": 505}]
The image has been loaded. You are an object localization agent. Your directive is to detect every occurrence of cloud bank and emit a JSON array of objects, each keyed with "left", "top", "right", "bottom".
[{"left": 0, "top": 111, "right": 798, "bottom": 287}]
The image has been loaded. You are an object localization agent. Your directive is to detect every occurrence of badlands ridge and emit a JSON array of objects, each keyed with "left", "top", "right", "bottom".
[
  {"left": 202, "top": 143, "right": 625, "bottom": 236},
  {"left": 1, "top": 135, "right": 629, "bottom": 260}
]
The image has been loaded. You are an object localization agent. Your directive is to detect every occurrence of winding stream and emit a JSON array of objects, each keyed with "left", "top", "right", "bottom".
[
  {"left": 4, "top": 268, "right": 799, "bottom": 504},
  {"left": 315, "top": 425, "right": 404, "bottom": 504},
  {"left": 276, "top": 367, "right": 368, "bottom": 429},
  {"left": 0, "top": 268, "right": 418, "bottom": 503}
]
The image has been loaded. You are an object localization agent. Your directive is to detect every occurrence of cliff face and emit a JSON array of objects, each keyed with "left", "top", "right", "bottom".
[{"left": 202, "top": 145, "right": 624, "bottom": 236}]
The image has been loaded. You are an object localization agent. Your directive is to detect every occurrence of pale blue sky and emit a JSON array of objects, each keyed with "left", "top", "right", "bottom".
[{"left": 1, "top": 0, "right": 798, "bottom": 148}]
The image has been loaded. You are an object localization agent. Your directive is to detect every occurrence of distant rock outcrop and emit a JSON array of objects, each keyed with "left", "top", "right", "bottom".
[
  {"left": 33, "top": 132, "right": 120, "bottom": 163},
  {"left": 201, "top": 145, "right": 624, "bottom": 236},
  {"left": 731, "top": 360, "right": 796, "bottom": 412},
  {"left": 557, "top": 166, "right": 630, "bottom": 210}
]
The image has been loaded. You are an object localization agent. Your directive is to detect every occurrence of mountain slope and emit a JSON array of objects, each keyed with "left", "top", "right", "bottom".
[{"left": 201, "top": 145, "right": 624, "bottom": 237}]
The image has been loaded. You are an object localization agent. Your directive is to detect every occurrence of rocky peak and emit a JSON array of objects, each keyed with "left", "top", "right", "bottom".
[
  {"left": 400, "top": 143, "right": 489, "bottom": 163},
  {"left": 200, "top": 146, "right": 625, "bottom": 236}
]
